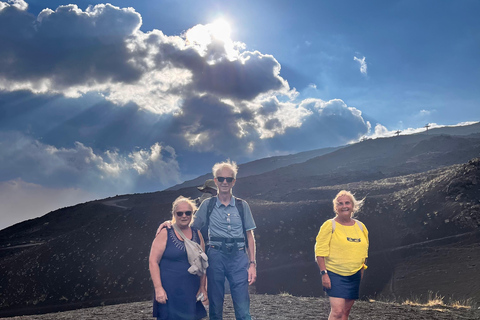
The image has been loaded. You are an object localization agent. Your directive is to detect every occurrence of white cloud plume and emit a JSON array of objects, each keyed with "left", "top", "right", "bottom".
[
  {"left": 364, "top": 121, "right": 480, "bottom": 140},
  {"left": 0, "top": 0, "right": 27, "bottom": 10},
  {"left": 0, "top": 131, "right": 181, "bottom": 192},
  {"left": 354, "top": 56, "right": 367, "bottom": 74}
]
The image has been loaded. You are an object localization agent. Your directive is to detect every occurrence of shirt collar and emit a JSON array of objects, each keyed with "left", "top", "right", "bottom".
[{"left": 214, "top": 195, "right": 235, "bottom": 207}]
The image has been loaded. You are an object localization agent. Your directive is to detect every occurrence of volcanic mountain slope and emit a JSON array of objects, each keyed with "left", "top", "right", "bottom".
[
  {"left": 0, "top": 133, "right": 479, "bottom": 316},
  {"left": 169, "top": 122, "right": 480, "bottom": 191},
  {"left": 236, "top": 133, "right": 480, "bottom": 202},
  {"left": 167, "top": 146, "right": 342, "bottom": 191}
]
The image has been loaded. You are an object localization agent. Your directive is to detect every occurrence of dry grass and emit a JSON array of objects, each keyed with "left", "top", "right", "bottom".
[{"left": 401, "top": 291, "right": 473, "bottom": 310}]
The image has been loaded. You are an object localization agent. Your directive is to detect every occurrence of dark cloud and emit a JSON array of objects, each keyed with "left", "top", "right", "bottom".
[
  {"left": 0, "top": 3, "right": 143, "bottom": 88},
  {"left": 154, "top": 41, "right": 287, "bottom": 101},
  {"left": 170, "top": 94, "right": 257, "bottom": 156},
  {"left": 0, "top": 3, "right": 289, "bottom": 107},
  {"left": 191, "top": 51, "right": 286, "bottom": 100}
]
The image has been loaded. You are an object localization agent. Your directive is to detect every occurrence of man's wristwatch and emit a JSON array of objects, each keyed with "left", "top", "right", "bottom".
[
  {"left": 249, "top": 261, "right": 257, "bottom": 267},
  {"left": 320, "top": 270, "right": 328, "bottom": 275}
]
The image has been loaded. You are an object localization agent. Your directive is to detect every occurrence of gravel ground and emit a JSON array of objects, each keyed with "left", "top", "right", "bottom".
[{"left": 3, "top": 294, "right": 480, "bottom": 320}]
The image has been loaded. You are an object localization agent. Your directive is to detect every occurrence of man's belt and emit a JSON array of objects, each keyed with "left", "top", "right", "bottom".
[
  {"left": 209, "top": 237, "right": 244, "bottom": 243},
  {"left": 209, "top": 245, "right": 245, "bottom": 252}
]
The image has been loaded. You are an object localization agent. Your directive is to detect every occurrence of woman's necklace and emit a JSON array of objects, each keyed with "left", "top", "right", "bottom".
[{"left": 340, "top": 222, "right": 362, "bottom": 243}]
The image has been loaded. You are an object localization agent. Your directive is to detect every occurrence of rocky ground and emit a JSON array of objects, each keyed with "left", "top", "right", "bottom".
[{"left": 3, "top": 294, "right": 480, "bottom": 320}]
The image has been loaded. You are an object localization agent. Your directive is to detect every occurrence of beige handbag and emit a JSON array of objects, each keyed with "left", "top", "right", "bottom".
[{"left": 172, "top": 224, "right": 209, "bottom": 276}]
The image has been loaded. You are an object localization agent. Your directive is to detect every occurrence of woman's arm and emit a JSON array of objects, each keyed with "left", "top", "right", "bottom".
[
  {"left": 149, "top": 229, "right": 168, "bottom": 303},
  {"left": 316, "top": 256, "right": 331, "bottom": 289}
]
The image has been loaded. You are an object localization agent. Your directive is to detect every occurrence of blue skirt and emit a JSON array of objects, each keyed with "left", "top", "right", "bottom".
[{"left": 324, "top": 270, "right": 361, "bottom": 300}]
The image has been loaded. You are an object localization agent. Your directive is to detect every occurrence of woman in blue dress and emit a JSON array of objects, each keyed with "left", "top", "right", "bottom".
[{"left": 149, "top": 196, "right": 208, "bottom": 320}]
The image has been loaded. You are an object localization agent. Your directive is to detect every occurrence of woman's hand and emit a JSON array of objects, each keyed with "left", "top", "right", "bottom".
[
  {"left": 155, "top": 221, "right": 172, "bottom": 236},
  {"left": 322, "top": 274, "right": 331, "bottom": 289},
  {"left": 155, "top": 287, "right": 168, "bottom": 304},
  {"left": 197, "top": 287, "right": 208, "bottom": 304}
]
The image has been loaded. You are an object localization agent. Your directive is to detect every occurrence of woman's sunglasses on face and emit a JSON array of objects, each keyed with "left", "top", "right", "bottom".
[
  {"left": 216, "top": 177, "right": 234, "bottom": 183},
  {"left": 176, "top": 211, "right": 192, "bottom": 217}
]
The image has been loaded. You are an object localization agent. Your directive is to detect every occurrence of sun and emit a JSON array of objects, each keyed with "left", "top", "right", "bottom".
[
  {"left": 208, "top": 19, "right": 231, "bottom": 43},
  {"left": 185, "top": 18, "right": 232, "bottom": 46},
  {"left": 185, "top": 18, "right": 237, "bottom": 60}
]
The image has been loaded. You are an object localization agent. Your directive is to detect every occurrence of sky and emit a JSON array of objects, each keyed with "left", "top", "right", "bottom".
[{"left": 0, "top": 0, "right": 479, "bottom": 229}]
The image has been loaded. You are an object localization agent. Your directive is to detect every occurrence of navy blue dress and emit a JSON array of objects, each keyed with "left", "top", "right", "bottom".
[{"left": 153, "top": 227, "right": 206, "bottom": 320}]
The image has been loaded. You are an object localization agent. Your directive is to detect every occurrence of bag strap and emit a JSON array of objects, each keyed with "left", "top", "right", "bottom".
[
  {"left": 204, "top": 196, "right": 249, "bottom": 248},
  {"left": 354, "top": 219, "right": 364, "bottom": 232},
  {"left": 172, "top": 223, "right": 188, "bottom": 242},
  {"left": 235, "top": 198, "right": 248, "bottom": 248},
  {"left": 205, "top": 197, "right": 217, "bottom": 228},
  {"left": 331, "top": 218, "right": 364, "bottom": 233}
]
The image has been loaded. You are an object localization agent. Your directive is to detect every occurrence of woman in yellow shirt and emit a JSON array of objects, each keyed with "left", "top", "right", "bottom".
[{"left": 315, "top": 190, "right": 369, "bottom": 320}]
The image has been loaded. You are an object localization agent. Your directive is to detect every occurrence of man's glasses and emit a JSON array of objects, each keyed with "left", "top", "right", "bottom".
[
  {"left": 176, "top": 211, "right": 192, "bottom": 217},
  {"left": 216, "top": 177, "right": 234, "bottom": 183}
]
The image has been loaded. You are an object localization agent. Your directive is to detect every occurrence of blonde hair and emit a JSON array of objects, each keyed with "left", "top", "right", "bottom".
[
  {"left": 212, "top": 159, "right": 238, "bottom": 179},
  {"left": 171, "top": 196, "right": 197, "bottom": 224},
  {"left": 332, "top": 190, "right": 364, "bottom": 217}
]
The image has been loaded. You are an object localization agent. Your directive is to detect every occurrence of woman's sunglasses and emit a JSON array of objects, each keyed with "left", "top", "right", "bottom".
[
  {"left": 216, "top": 177, "right": 234, "bottom": 183},
  {"left": 176, "top": 211, "right": 192, "bottom": 217}
]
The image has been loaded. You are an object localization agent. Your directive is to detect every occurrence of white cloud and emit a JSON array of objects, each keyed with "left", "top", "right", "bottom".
[
  {"left": 363, "top": 121, "right": 480, "bottom": 140},
  {"left": 419, "top": 109, "right": 432, "bottom": 116},
  {"left": 0, "top": 0, "right": 27, "bottom": 10},
  {"left": 0, "top": 132, "right": 181, "bottom": 193},
  {"left": 354, "top": 56, "right": 367, "bottom": 74}
]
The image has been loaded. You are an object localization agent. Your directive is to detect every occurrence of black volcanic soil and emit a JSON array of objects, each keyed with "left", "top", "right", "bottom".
[{"left": 3, "top": 294, "right": 479, "bottom": 320}]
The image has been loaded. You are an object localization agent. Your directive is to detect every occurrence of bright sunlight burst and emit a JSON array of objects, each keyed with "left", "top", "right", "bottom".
[
  {"left": 185, "top": 18, "right": 237, "bottom": 61},
  {"left": 209, "top": 19, "right": 231, "bottom": 43}
]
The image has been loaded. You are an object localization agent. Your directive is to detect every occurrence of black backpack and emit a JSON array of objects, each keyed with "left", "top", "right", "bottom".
[{"left": 201, "top": 197, "right": 249, "bottom": 248}]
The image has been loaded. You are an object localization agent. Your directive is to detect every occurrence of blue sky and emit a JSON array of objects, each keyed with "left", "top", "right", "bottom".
[{"left": 0, "top": 0, "right": 479, "bottom": 229}]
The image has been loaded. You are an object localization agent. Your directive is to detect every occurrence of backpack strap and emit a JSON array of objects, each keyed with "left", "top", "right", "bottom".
[
  {"left": 201, "top": 197, "right": 217, "bottom": 245},
  {"left": 353, "top": 219, "right": 364, "bottom": 232},
  {"left": 205, "top": 196, "right": 217, "bottom": 227},
  {"left": 235, "top": 197, "right": 249, "bottom": 249},
  {"left": 203, "top": 196, "right": 249, "bottom": 248},
  {"left": 331, "top": 218, "right": 364, "bottom": 233}
]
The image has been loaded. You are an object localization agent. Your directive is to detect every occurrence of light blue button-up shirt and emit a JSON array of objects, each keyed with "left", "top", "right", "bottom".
[{"left": 192, "top": 195, "right": 256, "bottom": 247}]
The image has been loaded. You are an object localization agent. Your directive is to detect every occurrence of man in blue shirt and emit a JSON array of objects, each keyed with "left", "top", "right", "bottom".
[{"left": 193, "top": 160, "right": 256, "bottom": 320}]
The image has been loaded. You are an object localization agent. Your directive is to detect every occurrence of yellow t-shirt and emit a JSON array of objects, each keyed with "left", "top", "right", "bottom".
[{"left": 314, "top": 219, "right": 369, "bottom": 276}]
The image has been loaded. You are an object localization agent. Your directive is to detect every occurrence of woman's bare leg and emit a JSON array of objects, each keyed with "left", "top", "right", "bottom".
[{"left": 328, "top": 297, "right": 355, "bottom": 320}]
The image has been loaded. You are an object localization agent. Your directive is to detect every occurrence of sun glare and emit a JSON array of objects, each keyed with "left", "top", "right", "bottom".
[
  {"left": 209, "top": 19, "right": 231, "bottom": 43},
  {"left": 185, "top": 18, "right": 237, "bottom": 60}
]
